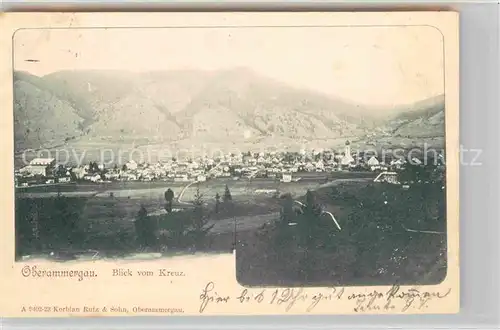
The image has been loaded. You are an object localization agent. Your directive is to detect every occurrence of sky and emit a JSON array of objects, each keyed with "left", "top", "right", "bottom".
[{"left": 13, "top": 26, "right": 444, "bottom": 107}]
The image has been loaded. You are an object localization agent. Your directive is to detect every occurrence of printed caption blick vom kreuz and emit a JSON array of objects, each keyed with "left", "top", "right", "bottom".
[{"left": 113, "top": 268, "right": 185, "bottom": 278}]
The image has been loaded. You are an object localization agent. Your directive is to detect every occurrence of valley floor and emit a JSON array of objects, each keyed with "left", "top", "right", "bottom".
[{"left": 15, "top": 176, "right": 446, "bottom": 287}]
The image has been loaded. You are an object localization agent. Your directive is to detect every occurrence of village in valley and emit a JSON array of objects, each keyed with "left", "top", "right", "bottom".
[{"left": 15, "top": 140, "right": 445, "bottom": 188}]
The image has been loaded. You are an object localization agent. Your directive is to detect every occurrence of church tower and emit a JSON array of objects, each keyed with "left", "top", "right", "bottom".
[{"left": 345, "top": 140, "right": 351, "bottom": 156}]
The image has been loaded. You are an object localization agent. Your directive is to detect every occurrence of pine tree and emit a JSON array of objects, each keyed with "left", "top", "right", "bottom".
[
  {"left": 49, "top": 195, "right": 82, "bottom": 249},
  {"left": 223, "top": 185, "right": 232, "bottom": 202},
  {"left": 135, "top": 205, "right": 148, "bottom": 247},
  {"left": 280, "top": 193, "right": 295, "bottom": 226},
  {"left": 192, "top": 187, "right": 205, "bottom": 231},
  {"left": 159, "top": 211, "right": 187, "bottom": 248},
  {"left": 302, "top": 190, "right": 323, "bottom": 218},
  {"left": 188, "top": 187, "right": 213, "bottom": 250},
  {"left": 259, "top": 193, "right": 297, "bottom": 276},
  {"left": 215, "top": 193, "right": 221, "bottom": 214},
  {"left": 329, "top": 186, "right": 340, "bottom": 201},
  {"left": 295, "top": 190, "right": 326, "bottom": 282},
  {"left": 134, "top": 204, "right": 157, "bottom": 249},
  {"left": 275, "top": 194, "right": 295, "bottom": 252},
  {"left": 164, "top": 188, "right": 174, "bottom": 213}
]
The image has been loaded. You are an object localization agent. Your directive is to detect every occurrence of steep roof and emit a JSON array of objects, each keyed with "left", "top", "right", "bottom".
[{"left": 29, "top": 158, "right": 55, "bottom": 166}]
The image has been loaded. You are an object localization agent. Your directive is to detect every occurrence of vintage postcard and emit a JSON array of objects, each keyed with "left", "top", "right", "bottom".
[{"left": 0, "top": 12, "right": 459, "bottom": 317}]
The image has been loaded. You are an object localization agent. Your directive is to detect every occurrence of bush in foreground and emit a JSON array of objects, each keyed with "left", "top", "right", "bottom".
[{"left": 237, "top": 181, "right": 447, "bottom": 286}]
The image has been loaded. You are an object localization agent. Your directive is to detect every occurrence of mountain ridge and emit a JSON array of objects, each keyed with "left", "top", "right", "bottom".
[{"left": 13, "top": 69, "right": 445, "bottom": 151}]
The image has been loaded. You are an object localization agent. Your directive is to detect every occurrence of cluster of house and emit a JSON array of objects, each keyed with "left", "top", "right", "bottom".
[
  {"left": 15, "top": 158, "right": 72, "bottom": 187},
  {"left": 15, "top": 141, "right": 444, "bottom": 187}
]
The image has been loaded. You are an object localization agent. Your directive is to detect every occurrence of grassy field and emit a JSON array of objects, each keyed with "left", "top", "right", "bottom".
[
  {"left": 15, "top": 173, "right": 374, "bottom": 245},
  {"left": 15, "top": 173, "right": 447, "bottom": 288},
  {"left": 16, "top": 171, "right": 375, "bottom": 195},
  {"left": 14, "top": 178, "right": 291, "bottom": 257}
]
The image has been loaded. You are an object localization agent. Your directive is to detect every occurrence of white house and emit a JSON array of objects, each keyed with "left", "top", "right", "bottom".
[
  {"left": 30, "top": 158, "right": 56, "bottom": 167},
  {"left": 367, "top": 156, "right": 380, "bottom": 166},
  {"left": 315, "top": 160, "right": 325, "bottom": 171},
  {"left": 126, "top": 160, "right": 138, "bottom": 170},
  {"left": 437, "top": 153, "right": 446, "bottom": 165},
  {"left": 105, "top": 172, "right": 120, "bottom": 180},
  {"left": 340, "top": 154, "right": 354, "bottom": 166},
  {"left": 391, "top": 158, "right": 405, "bottom": 166},
  {"left": 281, "top": 173, "right": 292, "bottom": 183},
  {"left": 123, "top": 173, "right": 137, "bottom": 181},
  {"left": 19, "top": 165, "right": 46, "bottom": 177},
  {"left": 189, "top": 161, "right": 200, "bottom": 169},
  {"left": 20, "top": 158, "right": 56, "bottom": 177},
  {"left": 374, "top": 171, "right": 399, "bottom": 184},
  {"left": 174, "top": 173, "right": 189, "bottom": 182},
  {"left": 58, "top": 176, "right": 71, "bottom": 183},
  {"left": 411, "top": 157, "right": 423, "bottom": 165},
  {"left": 90, "top": 173, "right": 102, "bottom": 182},
  {"left": 72, "top": 167, "right": 86, "bottom": 179}
]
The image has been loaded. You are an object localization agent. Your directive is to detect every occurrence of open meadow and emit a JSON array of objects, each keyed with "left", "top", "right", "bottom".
[
  {"left": 15, "top": 170, "right": 446, "bottom": 287},
  {"left": 14, "top": 174, "right": 370, "bottom": 250}
]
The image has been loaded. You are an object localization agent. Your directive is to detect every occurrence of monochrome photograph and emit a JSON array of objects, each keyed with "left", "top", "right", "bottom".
[{"left": 13, "top": 24, "right": 446, "bottom": 287}]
